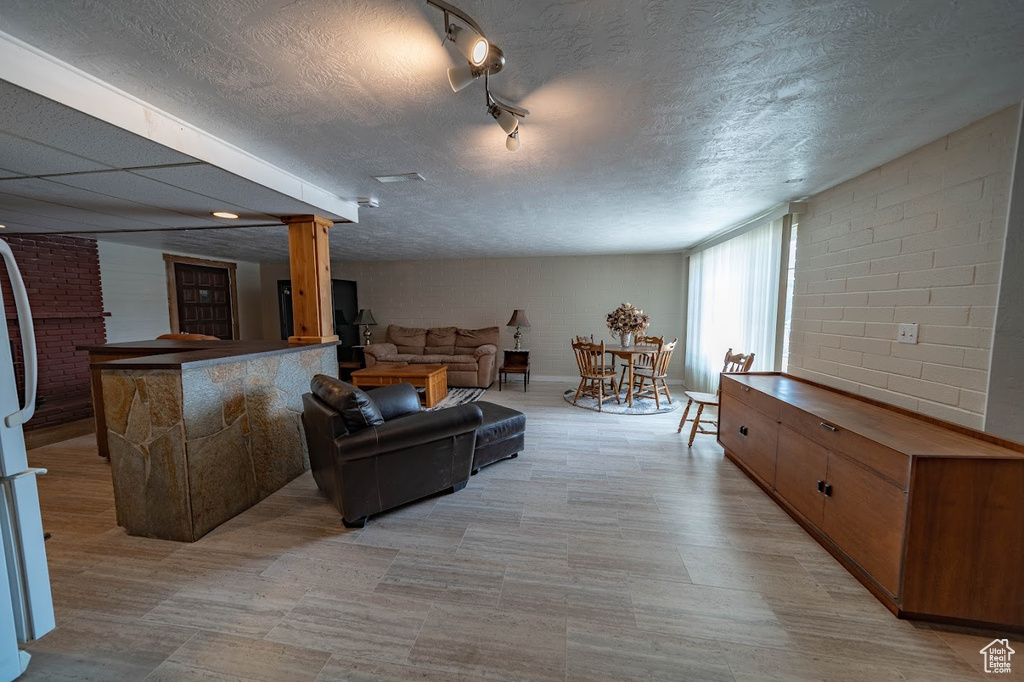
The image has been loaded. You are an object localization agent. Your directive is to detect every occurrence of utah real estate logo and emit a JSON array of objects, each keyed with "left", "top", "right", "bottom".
[{"left": 980, "top": 639, "right": 1015, "bottom": 674}]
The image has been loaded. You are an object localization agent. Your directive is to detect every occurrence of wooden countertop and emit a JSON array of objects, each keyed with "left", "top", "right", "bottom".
[
  {"left": 80, "top": 339, "right": 340, "bottom": 370},
  {"left": 728, "top": 373, "right": 1024, "bottom": 460}
]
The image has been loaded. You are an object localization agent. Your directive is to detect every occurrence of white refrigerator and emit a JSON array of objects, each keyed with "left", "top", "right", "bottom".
[{"left": 0, "top": 239, "right": 56, "bottom": 679}]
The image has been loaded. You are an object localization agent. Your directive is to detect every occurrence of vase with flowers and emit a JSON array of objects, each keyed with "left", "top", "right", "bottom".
[{"left": 606, "top": 302, "right": 650, "bottom": 348}]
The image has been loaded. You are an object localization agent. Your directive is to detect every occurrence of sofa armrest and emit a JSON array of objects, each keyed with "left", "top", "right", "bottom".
[
  {"left": 336, "top": 404, "right": 483, "bottom": 461},
  {"left": 366, "top": 383, "right": 421, "bottom": 421},
  {"left": 364, "top": 343, "right": 397, "bottom": 359},
  {"left": 473, "top": 343, "right": 498, "bottom": 358}
]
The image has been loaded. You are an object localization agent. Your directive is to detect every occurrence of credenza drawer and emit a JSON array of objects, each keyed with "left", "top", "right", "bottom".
[
  {"left": 780, "top": 403, "right": 910, "bottom": 489},
  {"left": 720, "top": 393, "right": 779, "bottom": 487},
  {"left": 721, "top": 376, "right": 780, "bottom": 420}
]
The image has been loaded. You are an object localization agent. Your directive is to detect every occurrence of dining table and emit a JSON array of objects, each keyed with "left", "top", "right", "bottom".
[{"left": 605, "top": 344, "right": 659, "bottom": 407}]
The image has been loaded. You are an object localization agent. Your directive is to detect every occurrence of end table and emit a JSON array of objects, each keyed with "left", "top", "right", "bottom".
[{"left": 499, "top": 349, "right": 530, "bottom": 391}]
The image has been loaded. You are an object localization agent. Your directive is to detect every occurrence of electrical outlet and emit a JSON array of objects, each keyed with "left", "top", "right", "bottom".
[{"left": 898, "top": 323, "right": 919, "bottom": 344}]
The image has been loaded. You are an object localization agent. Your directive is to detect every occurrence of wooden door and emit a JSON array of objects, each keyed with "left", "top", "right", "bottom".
[
  {"left": 174, "top": 263, "right": 233, "bottom": 339},
  {"left": 822, "top": 452, "right": 907, "bottom": 596},
  {"left": 775, "top": 426, "right": 828, "bottom": 528}
]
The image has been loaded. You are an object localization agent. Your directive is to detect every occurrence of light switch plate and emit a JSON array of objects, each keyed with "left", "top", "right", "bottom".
[{"left": 898, "top": 323, "right": 919, "bottom": 344}]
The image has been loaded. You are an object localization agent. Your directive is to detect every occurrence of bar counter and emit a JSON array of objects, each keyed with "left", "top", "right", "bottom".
[{"left": 81, "top": 340, "right": 339, "bottom": 541}]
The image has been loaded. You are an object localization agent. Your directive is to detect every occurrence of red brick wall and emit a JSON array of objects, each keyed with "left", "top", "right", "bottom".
[{"left": 1, "top": 235, "right": 106, "bottom": 430}]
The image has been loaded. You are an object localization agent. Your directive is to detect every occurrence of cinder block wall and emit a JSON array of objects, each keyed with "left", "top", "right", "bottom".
[{"left": 788, "top": 105, "right": 1018, "bottom": 428}]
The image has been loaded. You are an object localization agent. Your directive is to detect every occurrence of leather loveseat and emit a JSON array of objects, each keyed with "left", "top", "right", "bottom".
[
  {"left": 363, "top": 325, "right": 499, "bottom": 388},
  {"left": 301, "top": 374, "right": 483, "bottom": 528}
]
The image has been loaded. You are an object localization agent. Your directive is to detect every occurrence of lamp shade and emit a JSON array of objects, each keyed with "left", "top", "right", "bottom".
[
  {"left": 490, "top": 106, "right": 519, "bottom": 135},
  {"left": 450, "top": 25, "right": 488, "bottom": 66},
  {"left": 505, "top": 130, "right": 520, "bottom": 152},
  {"left": 352, "top": 309, "right": 377, "bottom": 325},
  {"left": 447, "top": 64, "right": 478, "bottom": 92},
  {"left": 506, "top": 309, "right": 531, "bottom": 328}
]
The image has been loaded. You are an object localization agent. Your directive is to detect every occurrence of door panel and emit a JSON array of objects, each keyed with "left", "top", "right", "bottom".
[
  {"left": 174, "top": 263, "right": 233, "bottom": 339},
  {"left": 776, "top": 426, "right": 828, "bottom": 528},
  {"left": 720, "top": 393, "right": 779, "bottom": 486},
  {"left": 822, "top": 452, "right": 907, "bottom": 596}
]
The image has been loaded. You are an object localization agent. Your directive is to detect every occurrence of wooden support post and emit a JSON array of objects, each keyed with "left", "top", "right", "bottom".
[{"left": 284, "top": 214, "right": 338, "bottom": 345}]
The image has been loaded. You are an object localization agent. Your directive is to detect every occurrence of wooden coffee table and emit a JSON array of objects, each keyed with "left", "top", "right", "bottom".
[{"left": 351, "top": 365, "right": 448, "bottom": 408}]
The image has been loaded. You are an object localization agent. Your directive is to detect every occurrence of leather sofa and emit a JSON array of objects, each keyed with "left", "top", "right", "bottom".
[
  {"left": 301, "top": 375, "right": 483, "bottom": 528},
  {"left": 364, "top": 325, "right": 499, "bottom": 388}
]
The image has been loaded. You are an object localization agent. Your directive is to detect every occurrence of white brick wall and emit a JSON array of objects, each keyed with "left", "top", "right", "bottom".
[
  {"left": 262, "top": 255, "right": 686, "bottom": 381},
  {"left": 788, "top": 105, "right": 1018, "bottom": 429}
]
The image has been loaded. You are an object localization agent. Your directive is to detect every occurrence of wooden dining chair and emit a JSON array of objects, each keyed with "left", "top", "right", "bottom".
[
  {"left": 631, "top": 338, "right": 677, "bottom": 409},
  {"left": 571, "top": 339, "right": 621, "bottom": 411},
  {"left": 677, "top": 348, "right": 755, "bottom": 446},
  {"left": 619, "top": 335, "right": 662, "bottom": 390}
]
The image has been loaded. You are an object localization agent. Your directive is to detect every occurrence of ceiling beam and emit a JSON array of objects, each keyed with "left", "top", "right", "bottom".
[{"left": 0, "top": 29, "right": 359, "bottom": 224}]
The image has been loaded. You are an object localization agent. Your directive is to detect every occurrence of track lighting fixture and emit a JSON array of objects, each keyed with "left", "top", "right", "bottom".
[
  {"left": 488, "top": 103, "right": 519, "bottom": 135},
  {"left": 427, "top": 0, "right": 529, "bottom": 152}
]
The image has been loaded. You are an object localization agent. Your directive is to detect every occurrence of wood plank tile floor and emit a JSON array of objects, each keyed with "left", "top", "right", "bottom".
[{"left": 23, "top": 381, "right": 1018, "bottom": 681}]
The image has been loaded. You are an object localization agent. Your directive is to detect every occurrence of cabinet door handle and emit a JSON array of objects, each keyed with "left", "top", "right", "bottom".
[
  {"left": 817, "top": 480, "right": 825, "bottom": 493},
  {"left": 742, "top": 387, "right": 750, "bottom": 392},
  {"left": 823, "top": 483, "right": 833, "bottom": 497},
  {"left": 819, "top": 422, "right": 838, "bottom": 433},
  {"left": 739, "top": 425, "right": 748, "bottom": 436}
]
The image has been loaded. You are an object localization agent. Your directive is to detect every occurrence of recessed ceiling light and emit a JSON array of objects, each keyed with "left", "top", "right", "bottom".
[
  {"left": 0, "top": 224, "right": 6, "bottom": 229},
  {"left": 785, "top": 178, "right": 805, "bottom": 184},
  {"left": 373, "top": 173, "right": 425, "bottom": 183},
  {"left": 211, "top": 211, "right": 239, "bottom": 219}
]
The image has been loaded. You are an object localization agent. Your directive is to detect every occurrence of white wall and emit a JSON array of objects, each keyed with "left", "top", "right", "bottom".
[
  {"left": 98, "top": 241, "right": 263, "bottom": 342},
  {"left": 986, "top": 105, "right": 1024, "bottom": 441},
  {"left": 788, "top": 105, "right": 1019, "bottom": 429},
  {"left": 261, "top": 255, "right": 687, "bottom": 380}
]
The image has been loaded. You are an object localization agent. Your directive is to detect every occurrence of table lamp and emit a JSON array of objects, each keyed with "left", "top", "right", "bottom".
[
  {"left": 352, "top": 309, "right": 377, "bottom": 345},
  {"left": 506, "top": 309, "right": 531, "bottom": 351}
]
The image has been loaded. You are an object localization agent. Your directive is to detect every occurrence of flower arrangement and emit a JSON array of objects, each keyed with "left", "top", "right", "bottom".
[{"left": 606, "top": 302, "right": 650, "bottom": 335}]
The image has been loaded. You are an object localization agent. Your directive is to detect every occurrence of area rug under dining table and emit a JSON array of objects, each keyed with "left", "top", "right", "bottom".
[{"left": 562, "top": 389, "right": 680, "bottom": 414}]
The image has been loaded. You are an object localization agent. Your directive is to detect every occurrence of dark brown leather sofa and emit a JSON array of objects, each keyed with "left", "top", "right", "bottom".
[{"left": 301, "top": 375, "right": 483, "bottom": 528}]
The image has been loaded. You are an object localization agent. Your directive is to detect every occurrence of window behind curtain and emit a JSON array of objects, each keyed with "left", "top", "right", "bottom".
[{"left": 685, "top": 217, "right": 784, "bottom": 393}]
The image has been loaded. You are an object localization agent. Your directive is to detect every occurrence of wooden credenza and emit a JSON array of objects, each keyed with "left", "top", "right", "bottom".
[{"left": 718, "top": 373, "right": 1024, "bottom": 630}]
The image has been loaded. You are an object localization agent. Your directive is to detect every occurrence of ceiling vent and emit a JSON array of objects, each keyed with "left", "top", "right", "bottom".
[{"left": 373, "top": 173, "right": 425, "bottom": 183}]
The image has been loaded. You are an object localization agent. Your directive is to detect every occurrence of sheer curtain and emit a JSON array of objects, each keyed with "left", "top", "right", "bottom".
[{"left": 685, "top": 217, "right": 784, "bottom": 393}]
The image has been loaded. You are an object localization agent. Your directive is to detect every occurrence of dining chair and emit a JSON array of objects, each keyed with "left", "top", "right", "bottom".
[
  {"left": 571, "top": 339, "right": 621, "bottom": 411},
  {"left": 619, "top": 335, "right": 662, "bottom": 390},
  {"left": 677, "top": 348, "right": 755, "bottom": 446},
  {"left": 631, "top": 338, "right": 677, "bottom": 409}
]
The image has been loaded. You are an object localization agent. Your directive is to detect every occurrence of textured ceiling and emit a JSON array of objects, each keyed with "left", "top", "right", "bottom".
[
  {"left": 0, "top": 81, "right": 351, "bottom": 262},
  {"left": 1, "top": 0, "right": 1023, "bottom": 262}
]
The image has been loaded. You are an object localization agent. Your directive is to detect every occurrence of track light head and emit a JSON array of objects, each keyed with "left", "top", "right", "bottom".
[
  {"left": 447, "top": 64, "right": 480, "bottom": 92},
  {"left": 506, "top": 129, "right": 520, "bottom": 152},
  {"left": 489, "top": 103, "right": 519, "bottom": 135},
  {"left": 449, "top": 24, "right": 488, "bottom": 66}
]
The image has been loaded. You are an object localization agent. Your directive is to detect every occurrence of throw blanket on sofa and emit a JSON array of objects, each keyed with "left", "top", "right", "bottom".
[{"left": 364, "top": 325, "right": 500, "bottom": 388}]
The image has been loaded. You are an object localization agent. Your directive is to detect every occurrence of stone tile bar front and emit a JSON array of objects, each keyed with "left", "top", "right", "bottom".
[{"left": 83, "top": 340, "right": 338, "bottom": 541}]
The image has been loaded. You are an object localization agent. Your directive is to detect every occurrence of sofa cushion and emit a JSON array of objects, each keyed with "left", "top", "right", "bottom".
[
  {"left": 425, "top": 345, "right": 456, "bottom": 355},
  {"left": 387, "top": 325, "right": 427, "bottom": 354},
  {"left": 456, "top": 326, "right": 500, "bottom": 349},
  {"left": 427, "top": 327, "right": 457, "bottom": 345},
  {"left": 377, "top": 354, "right": 421, "bottom": 363},
  {"left": 311, "top": 374, "right": 385, "bottom": 432},
  {"left": 410, "top": 355, "right": 456, "bottom": 364}
]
